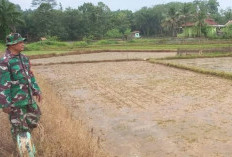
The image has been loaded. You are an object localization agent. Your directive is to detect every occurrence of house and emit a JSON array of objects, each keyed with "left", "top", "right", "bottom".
[
  {"left": 131, "top": 31, "right": 141, "bottom": 38},
  {"left": 179, "top": 18, "right": 224, "bottom": 38}
]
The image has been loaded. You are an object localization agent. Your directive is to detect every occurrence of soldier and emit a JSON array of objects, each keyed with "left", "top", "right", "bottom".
[{"left": 0, "top": 33, "right": 42, "bottom": 142}]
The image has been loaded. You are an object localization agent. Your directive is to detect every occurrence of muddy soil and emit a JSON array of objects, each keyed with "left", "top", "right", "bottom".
[
  {"left": 33, "top": 57, "right": 232, "bottom": 157},
  {"left": 31, "top": 52, "right": 176, "bottom": 65},
  {"left": 162, "top": 57, "right": 232, "bottom": 73}
]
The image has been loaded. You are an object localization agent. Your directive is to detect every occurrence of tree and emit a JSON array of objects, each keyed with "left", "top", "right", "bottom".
[
  {"left": 31, "top": 3, "right": 53, "bottom": 38},
  {"left": 31, "top": 0, "right": 57, "bottom": 8},
  {"left": 162, "top": 7, "right": 181, "bottom": 37},
  {"left": 207, "top": 0, "right": 219, "bottom": 14},
  {"left": 0, "top": 0, "right": 23, "bottom": 40},
  {"left": 192, "top": 1, "right": 208, "bottom": 37},
  {"left": 222, "top": 8, "right": 232, "bottom": 23}
]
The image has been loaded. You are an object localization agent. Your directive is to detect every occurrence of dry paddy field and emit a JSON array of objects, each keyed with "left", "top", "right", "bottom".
[
  {"left": 1, "top": 52, "right": 232, "bottom": 157},
  {"left": 160, "top": 57, "right": 232, "bottom": 73}
]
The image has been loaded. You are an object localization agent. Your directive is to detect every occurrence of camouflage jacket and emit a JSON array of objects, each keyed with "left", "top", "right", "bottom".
[{"left": 0, "top": 49, "right": 41, "bottom": 108}]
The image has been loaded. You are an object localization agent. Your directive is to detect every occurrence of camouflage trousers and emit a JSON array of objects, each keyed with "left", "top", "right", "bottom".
[{"left": 8, "top": 103, "right": 41, "bottom": 141}]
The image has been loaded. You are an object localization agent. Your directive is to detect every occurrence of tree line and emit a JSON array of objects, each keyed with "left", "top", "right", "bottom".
[{"left": 1, "top": 0, "right": 232, "bottom": 42}]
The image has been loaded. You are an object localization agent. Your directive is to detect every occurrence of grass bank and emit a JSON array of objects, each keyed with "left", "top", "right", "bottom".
[
  {"left": 1, "top": 38, "right": 232, "bottom": 57},
  {"left": 149, "top": 59, "right": 232, "bottom": 80},
  {"left": 0, "top": 43, "right": 5, "bottom": 52},
  {"left": 0, "top": 73, "right": 107, "bottom": 157},
  {"left": 33, "top": 73, "right": 106, "bottom": 157}
]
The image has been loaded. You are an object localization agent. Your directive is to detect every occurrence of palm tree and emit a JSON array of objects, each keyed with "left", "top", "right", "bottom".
[
  {"left": 0, "top": 0, "right": 23, "bottom": 40},
  {"left": 193, "top": 3, "right": 207, "bottom": 37},
  {"left": 162, "top": 7, "right": 181, "bottom": 37}
]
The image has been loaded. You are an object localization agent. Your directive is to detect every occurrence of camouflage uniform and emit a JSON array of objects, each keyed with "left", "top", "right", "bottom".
[{"left": 0, "top": 39, "right": 41, "bottom": 140}]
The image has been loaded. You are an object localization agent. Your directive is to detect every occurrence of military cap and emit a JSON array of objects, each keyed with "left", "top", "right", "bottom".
[{"left": 6, "top": 33, "right": 26, "bottom": 46}]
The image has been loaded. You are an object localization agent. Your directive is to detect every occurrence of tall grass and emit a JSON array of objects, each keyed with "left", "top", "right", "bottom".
[
  {"left": 33, "top": 74, "right": 106, "bottom": 157},
  {"left": 0, "top": 73, "right": 107, "bottom": 157},
  {"left": 25, "top": 40, "right": 70, "bottom": 51}
]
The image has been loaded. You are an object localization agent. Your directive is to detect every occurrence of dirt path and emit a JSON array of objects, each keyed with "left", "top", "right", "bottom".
[{"left": 33, "top": 58, "right": 232, "bottom": 157}]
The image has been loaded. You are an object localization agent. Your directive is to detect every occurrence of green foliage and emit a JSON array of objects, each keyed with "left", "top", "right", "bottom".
[
  {"left": 0, "top": 0, "right": 23, "bottom": 40},
  {"left": 124, "top": 28, "right": 131, "bottom": 36},
  {"left": 127, "top": 39, "right": 136, "bottom": 43},
  {"left": 2, "top": 0, "right": 230, "bottom": 41},
  {"left": 46, "top": 36, "right": 60, "bottom": 41},
  {"left": 95, "top": 40, "right": 118, "bottom": 45},
  {"left": 31, "top": 0, "right": 57, "bottom": 8},
  {"left": 25, "top": 40, "right": 68, "bottom": 51},
  {"left": 0, "top": 42, "right": 5, "bottom": 51},
  {"left": 222, "top": 25, "right": 232, "bottom": 39},
  {"left": 83, "top": 35, "right": 94, "bottom": 43},
  {"left": 106, "top": 29, "right": 122, "bottom": 38},
  {"left": 72, "top": 41, "right": 88, "bottom": 47},
  {"left": 202, "top": 26, "right": 218, "bottom": 38}
]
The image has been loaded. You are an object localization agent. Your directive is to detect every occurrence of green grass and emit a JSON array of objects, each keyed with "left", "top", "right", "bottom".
[
  {"left": 1, "top": 38, "right": 232, "bottom": 56},
  {"left": 149, "top": 59, "right": 232, "bottom": 80},
  {"left": 25, "top": 40, "right": 70, "bottom": 51},
  {"left": 25, "top": 38, "right": 232, "bottom": 51},
  {"left": 0, "top": 43, "right": 5, "bottom": 52}
]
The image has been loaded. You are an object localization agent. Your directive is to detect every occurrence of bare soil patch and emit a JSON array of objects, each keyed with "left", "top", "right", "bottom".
[
  {"left": 161, "top": 57, "right": 232, "bottom": 73},
  {"left": 31, "top": 52, "right": 176, "bottom": 65},
  {"left": 33, "top": 61, "right": 232, "bottom": 157}
]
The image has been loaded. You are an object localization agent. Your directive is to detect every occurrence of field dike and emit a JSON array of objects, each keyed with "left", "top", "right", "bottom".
[
  {"left": 149, "top": 59, "right": 232, "bottom": 80},
  {"left": 0, "top": 73, "right": 107, "bottom": 157}
]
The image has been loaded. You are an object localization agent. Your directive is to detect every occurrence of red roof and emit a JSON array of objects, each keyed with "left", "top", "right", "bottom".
[
  {"left": 182, "top": 18, "right": 218, "bottom": 27},
  {"left": 205, "top": 19, "right": 218, "bottom": 25}
]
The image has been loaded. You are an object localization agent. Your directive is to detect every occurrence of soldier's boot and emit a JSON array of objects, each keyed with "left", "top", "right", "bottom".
[{"left": 16, "top": 132, "right": 35, "bottom": 157}]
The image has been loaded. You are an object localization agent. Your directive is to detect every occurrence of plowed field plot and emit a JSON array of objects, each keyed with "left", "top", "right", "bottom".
[
  {"left": 33, "top": 60, "right": 232, "bottom": 157},
  {"left": 162, "top": 57, "right": 232, "bottom": 73},
  {"left": 31, "top": 52, "right": 176, "bottom": 65}
]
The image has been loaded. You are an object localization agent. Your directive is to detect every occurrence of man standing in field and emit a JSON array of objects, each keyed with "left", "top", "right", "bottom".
[{"left": 0, "top": 33, "right": 42, "bottom": 143}]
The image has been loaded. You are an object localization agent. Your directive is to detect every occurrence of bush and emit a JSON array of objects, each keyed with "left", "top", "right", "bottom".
[
  {"left": 83, "top": 35, "right": 94, "bottom": 43},
  {"left": 46, "top": 36, "right": 60, "bottom": 41},
  {"left": 95, "top": 40, "right": 118, "bottom": 45},
  {"left": 73, "top": 41, "right": 89, "bottom": 48},
  {"left": 222, "top": 25, "right": 232, "bottom": 39},
  {"left": 106, "top": 29, "right": 122, "bottom": 38},
  {"left": 25, "top": 41, "right": 68, "bottom": 51}
]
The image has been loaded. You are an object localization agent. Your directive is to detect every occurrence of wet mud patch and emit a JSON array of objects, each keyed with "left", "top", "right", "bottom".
[{"left": 33, "top": 61, "right": 232, "bottom": 157}]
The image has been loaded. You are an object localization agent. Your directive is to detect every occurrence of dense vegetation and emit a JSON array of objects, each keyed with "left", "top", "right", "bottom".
[{"left": 1, "top": 0, "right": 232, "bottom": 42}]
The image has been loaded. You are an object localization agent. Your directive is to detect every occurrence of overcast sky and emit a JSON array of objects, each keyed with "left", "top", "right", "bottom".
[{"left": 8, "top": 0, "right": 232, "bottom": 12}]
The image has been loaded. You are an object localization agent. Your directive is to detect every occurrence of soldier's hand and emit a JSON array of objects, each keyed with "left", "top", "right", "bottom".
[
  {"left": 2, "top": 107, "right": 11, "bottom": 114},
  {"left": 36, "top": 94, "right": 42, "bottom": 103}
]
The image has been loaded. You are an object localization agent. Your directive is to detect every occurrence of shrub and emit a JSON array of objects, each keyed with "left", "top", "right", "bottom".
[
  {"left": 222, "top": 25, "right": 232, "bottom": 39},
  {"left": 95, "top": 40, "right": 118, "bottom": 45},
  {"left": 73, "top": 41, "right": 89, "bottom": 47},
  {"left": 46, "top": 36, "right": 60, "bottom": 41},
  {"left": 25, "top": 41, "right": 68, "bottom": 51},
  {"left": 106, "top": 29, "right": 122, "bottom": 38}
]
